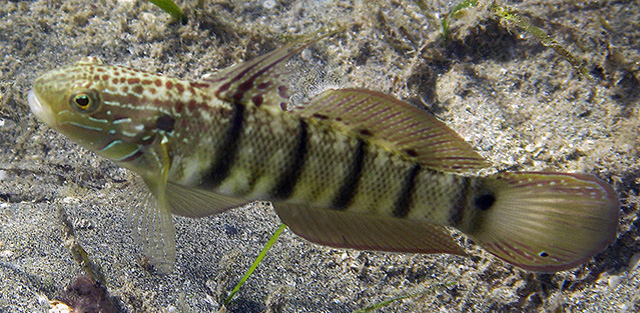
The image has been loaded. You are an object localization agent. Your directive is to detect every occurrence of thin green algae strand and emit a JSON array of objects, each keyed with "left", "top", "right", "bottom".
[
  {"left": 149, "top": 0, "right": 187, "bottom": 24},
  {"left": 224, "top": 223, "right": 287, "bottom": 305},
  {"left": 440, "top": 0, "right": 478, "bottom": 39}
]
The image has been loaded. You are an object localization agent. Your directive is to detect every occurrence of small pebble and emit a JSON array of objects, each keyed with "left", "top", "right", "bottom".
[
  {"left": 629, "top": 253, "right": 640, "bottom": 271},
  {"left": 62, "top": 197, "right": 78, "bottom": 204},
  {"left": 608, "top": 275, "right": 623, "bottom": 289}
]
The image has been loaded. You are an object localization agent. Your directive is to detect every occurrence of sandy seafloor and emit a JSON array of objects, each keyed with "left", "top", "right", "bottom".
[{"left": 1, "top": 0, "right": 640, "bottom": 312}]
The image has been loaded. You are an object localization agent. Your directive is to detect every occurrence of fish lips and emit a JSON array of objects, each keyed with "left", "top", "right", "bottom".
[{"left": 28, "top": 89, "right": 56, "bottom": 128}]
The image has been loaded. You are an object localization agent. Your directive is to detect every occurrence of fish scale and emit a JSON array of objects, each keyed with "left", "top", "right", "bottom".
[{"left": 28, "top": 32, "right": 619, "bottom": 273}]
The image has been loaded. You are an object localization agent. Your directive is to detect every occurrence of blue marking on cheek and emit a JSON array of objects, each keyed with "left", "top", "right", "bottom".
[
  {"left": 112, "top": 118, "right": 133, "bottom": 125},
  {"left": 67, "top": 121, "right": 104, "bottom": 131},
  {"left": 117, "top": 147, "right": 143, "bottom": 162},
  {"left": 87, "top": 116, "right": 109, "bottom": 124},
  {"left": 99, "top": 140, "right": 123, "bottom": 152}
]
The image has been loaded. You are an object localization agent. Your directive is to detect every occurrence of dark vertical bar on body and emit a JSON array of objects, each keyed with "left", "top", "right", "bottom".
[
  {"left": 271, "top": 119, "right": 309, "bottom": 199},
  {"left": 331, "top": 139, "right": 366, "bottom": 210},
  {"left": 392, "top": 164, "right": 421, "bottom": 218},
  {"left": 203, "top": 102, "right": 245, "bottom": 187}
]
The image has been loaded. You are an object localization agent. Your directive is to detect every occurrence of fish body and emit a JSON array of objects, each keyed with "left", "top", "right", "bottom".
[{"left": 28, "top": 34, "right": 619, "bottom": 273}]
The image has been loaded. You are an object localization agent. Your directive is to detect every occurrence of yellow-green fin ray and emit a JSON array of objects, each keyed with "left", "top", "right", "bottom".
[
  {"left": 274, "top": 203, "right": 467, "bottom": 256},
  {"left": 468, "top": 172, "right": 619, "bottom": 272},
  {"left": 296, "top": 88, "right": 489, "bottom": 173},
  {"left": 128, "top": 176, "right": 176, "bottom": 274},
  {"left": 128, "top": 134, "right": 176, "bottom": 273}
]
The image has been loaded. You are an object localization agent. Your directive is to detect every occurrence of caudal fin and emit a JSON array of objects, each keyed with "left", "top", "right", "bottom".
[{"left": 466, "top": 172, "right": 619, "bottom": 272}]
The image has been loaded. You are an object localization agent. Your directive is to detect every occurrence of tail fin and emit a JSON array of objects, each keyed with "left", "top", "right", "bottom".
[{"left": 466, "top": 172, "right": 619, "bottom": 272}]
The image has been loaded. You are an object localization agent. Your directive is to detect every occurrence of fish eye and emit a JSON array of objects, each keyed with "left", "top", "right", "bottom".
[{"left": 70, "top": 91, "right": 100, "bottom": 113}]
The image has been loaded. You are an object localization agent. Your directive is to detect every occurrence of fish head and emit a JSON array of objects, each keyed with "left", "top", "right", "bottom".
[{"left": 28, "top": 57, "right": 174, "bottom": 166}]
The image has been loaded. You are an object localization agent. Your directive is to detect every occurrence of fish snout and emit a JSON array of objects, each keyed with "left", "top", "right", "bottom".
[{"left": 28, "top": 89, "right": 56, "bottom": 128}]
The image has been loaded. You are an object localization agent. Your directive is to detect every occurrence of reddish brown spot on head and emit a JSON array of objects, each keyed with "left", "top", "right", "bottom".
[
  {"left": 154, "top": 79, "right": 162, "bottom": 87},
  {"left": 188, "top": 100, "right": 197, "bottom": 111},
  {"left": 93, "top": 74, "right": 100, "bottom": 81},
  {"left": 190, "top": 82, "right": 210, "bottom": 89},
  {"left": 142, "top": 79, "right": 152, "bottom": 85},
  {"left": 121, "top": 86, "right": 129, "bottom": 93},
  {"left": 120, "top": 77, "right": 126, "bottom": 83},
  {"left": 127, "top": 78, "right": 140, "bottom": 84},
  {"left": 113, "top": 71, "right": 120, "bottom": 76},
  {"left": 257, "top": 82, "right": 271, "bottom": 90},
  {"left": 176, "top": 83, "right": 184, "bottom": 94},
  {"left": 277, "top": 85, "right": 288, "bottom": 99},
  {"left": 101, "top": 74, "right": 109, "bottom": 81},
  {"left": 252, "top": 94, "right": 264, "bottom": 106},
  {"left": 96, "top": 68, "right": 104, "bottom": 72},
  {"left": 133, "top": 85, "right": 143, "bottom": 94},
  {"left": 174, "top": 101, "right": 184, "bottom": 112},
  {"left": 112, "top": 78, "right": 118, "bottom": 84},
  {"left": 149, "top": 88, "right": 156, "bottom": 94},
  {"left": 165, "top": 81, "right": 173, "bottom": 89}
]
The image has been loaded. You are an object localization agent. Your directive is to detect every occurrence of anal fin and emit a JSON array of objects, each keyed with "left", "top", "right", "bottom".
[{"left": 273, "top": 203, "right": 467, "bottom": 256}]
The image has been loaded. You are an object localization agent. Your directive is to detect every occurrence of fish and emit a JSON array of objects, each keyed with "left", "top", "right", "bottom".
[{"left": 27, "top": 32, "right": 619, "bottom": 274}]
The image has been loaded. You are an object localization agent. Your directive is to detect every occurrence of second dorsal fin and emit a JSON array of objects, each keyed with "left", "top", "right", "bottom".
[{"left": 296, "top": 88, "right": 489, "bottom": 173}]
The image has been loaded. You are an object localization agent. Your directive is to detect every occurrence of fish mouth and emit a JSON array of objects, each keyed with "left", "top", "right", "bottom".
[{"left": 27, "top": 90, "right": 56, "bottom": 128}]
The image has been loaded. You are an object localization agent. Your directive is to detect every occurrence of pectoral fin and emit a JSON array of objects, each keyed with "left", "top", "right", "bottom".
[
  {"left": 127, "top": 134, "right": 176, "bottom": 273},
  {"left": 273, "top": 203, "right": 467, "bottom": 256},
  {"left": 128, "top": 177, "right": 176, "bottom": 274}
]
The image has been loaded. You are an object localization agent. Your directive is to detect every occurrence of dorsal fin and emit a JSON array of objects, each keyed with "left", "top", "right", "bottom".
[
  {"left": 204, "top": 30, "right": 335, "bottom": 109},
  {"left": 296, "top": 88, "right": 489, "bottom": 173}
]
